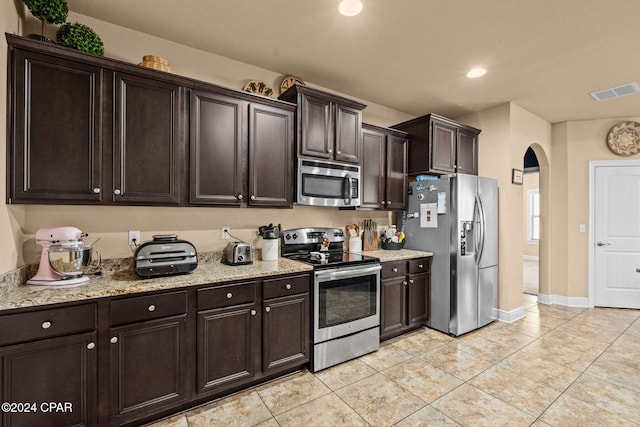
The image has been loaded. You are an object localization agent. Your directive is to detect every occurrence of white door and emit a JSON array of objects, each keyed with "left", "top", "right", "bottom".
[{"left": 594, "top": 164, "right": 640, "bottom": 308}]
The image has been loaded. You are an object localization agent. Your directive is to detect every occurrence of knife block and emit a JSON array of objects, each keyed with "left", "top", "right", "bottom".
[{"left": 362, "top": 230, "right": 379, "bottom": 251}]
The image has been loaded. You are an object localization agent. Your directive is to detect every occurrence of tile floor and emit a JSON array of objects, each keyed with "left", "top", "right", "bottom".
[{"left": 148, "top": 294, "right": 640, "bottom": 426}]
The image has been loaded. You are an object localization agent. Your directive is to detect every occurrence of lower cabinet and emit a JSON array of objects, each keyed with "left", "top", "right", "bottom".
[
  {"left": 380, "top": 257, "right": 432, "bottom": 341},
  {"left": 0, "top": 303, "right": 97, "bottom": 427}
]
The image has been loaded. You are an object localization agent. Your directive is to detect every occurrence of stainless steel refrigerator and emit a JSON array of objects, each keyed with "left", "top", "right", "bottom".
[{"left": 400, "top": 174, "right": 498, "bottom": 336}]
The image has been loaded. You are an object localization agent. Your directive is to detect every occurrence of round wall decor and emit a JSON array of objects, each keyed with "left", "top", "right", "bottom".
[{"left": 607, "top": 121, "right": 640, "bottom": 156}]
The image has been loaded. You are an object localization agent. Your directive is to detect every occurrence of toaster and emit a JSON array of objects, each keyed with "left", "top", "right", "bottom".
[
  {"left": 223, "top": 242, "right": 253, "bottom": 265},
  {"left": 134, "top": 235, "right": 198, "bottom": 278}
]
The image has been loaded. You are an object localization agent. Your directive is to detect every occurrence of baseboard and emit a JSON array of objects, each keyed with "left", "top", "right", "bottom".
[
  {"left": 537, "top": 293, "right": 589, "bottom": 307},
  {"left": 523, "top": 255, "right": 539, "bottom": 262},
  {"left": 497, "top": 306, "right": 526, "bottom": 323}
]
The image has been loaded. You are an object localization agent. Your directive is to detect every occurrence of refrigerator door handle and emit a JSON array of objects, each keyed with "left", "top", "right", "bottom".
[{"left": 475, "top": 194, "right": 486, "bottom": 265}]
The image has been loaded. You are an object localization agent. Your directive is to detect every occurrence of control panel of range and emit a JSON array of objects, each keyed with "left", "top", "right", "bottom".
[{"left": 281, "top": 228, "right": 345, "bottom": 245}]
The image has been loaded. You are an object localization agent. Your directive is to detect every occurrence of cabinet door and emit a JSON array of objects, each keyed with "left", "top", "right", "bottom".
[
  {"left": 299, "top": 94, "right": 332, "bottom": 159},
  {"left": 430, "top": 121, "right": 457, "bottom": 174},
  {"left": 262, "top": 293, "right": 310, "bottom": 373},
  {"left": 109, "top": 315, "right": 187, "bottom": 424},
  {"left": 407, "top": 273, "right": 429, "bottom": 326},
  {"left": 334, "top": 104, "right": 362, "bottom": 164},
  {"left": 113, "top": 73, "right": 182, "bottom": 204},
  {"left": 248, "top": 104, "right": 294, "bottom": 207},
  {"left": 385, "top": 135, "right": 408, "bottom": 211},
  {"left": 196, "top": 304, "right": 259, "bottom": 395},
  {"left": 380, "top": 277, "right": 407, "bottom": 340},
  {"left": 457, "top": 128, "right": 479, "bottom": 175},
  {"left": 360, "top": 127, "right": 385, "bottom": 209},
  {"left": 9, "top": 50, "right": 103, "bottom": 203},
  {"left": 190, "top": 91, "right": 245, "bottom": 205},
  {"left": 1, "top": 331, "right": 97, "bottom": 427}
]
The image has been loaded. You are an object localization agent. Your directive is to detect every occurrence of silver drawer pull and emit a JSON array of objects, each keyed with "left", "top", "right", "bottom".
[
  {"left": 418, "top": 264, "right": 424, "bottom": 269},
  {"left": 110, "top": 337, "right": 118, "bottom": 344},
  {"left": 265, "top": 307, "right": 271, "bottom": 313},
  {"left": 392, "top": 268, "right": 398, "bottom": 273},
  {"left": 285, "top": 284, "right": 292, "bottom": 290},
  {"left": 87, "top": 342, "right": 96, "bottom": 350},
  {"left": 41, "top": 321, "right": 52, "bottom": 329},
  {"left": 409, "top": 279, "right": 414, "bottom": 284},
  {"left": 226, "top": 292, "right": 233, "bottom": 299},
  {"left": 148, "top": 304, "right": 156, "bottom": 312},
  {"left": 251, "top": 310, "right": 257, "bottom": 316}
]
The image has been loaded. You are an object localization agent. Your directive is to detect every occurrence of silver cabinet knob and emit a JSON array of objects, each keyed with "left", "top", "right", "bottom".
[
  {"left": 226, "top": 292, "right": 233, "bottom": 299},
  {"left": 328, "top": 148, "right": 333, "bottom": 154},
  {"left": 87, "top": 342, "right": 96, "bottom": 350},
  {"left": 337, "top": 150, "right": 341, "bottom": 155},
  {"left": 392, "top": 268, "right": 398, "bottom": 273},
  {"left": 285, "top": 284, "right": 292, "bottom": 290},
  {"left": 403, "top": 281, "right": 408, "bottom": 286},
  {"left": 382, "top": 201, "right": 386, "bottom": 205},
  {"left": 265, "top": 307, "right": 271, "bottom": 313},
  {"left": 418, "top": 264, "right": 424, "bottom": 269},
  {"left": 251, "top": 310, "right": 257, "bottom": 316},
  {"left": 250, "top": 195, "right": 256, "bottom": 201},
  {"left": 92, "top": 188, "right": 101, "bottom": 194},
  {"left": 237, "top": 194, "right": 243, "bottom": 200},
  {"left": 388, "top": 200, "right": 392, "bottom": 204},
  {"left": 148, "top": 304, "right": 156, "bottom": 312},
  {"left": 41, "top": 321, "right": 52, "bottom": 329},
  {"left": 409, "top": 279, "right": 414, "bottom": 284},
  {"left": 114, "top": 189, "right": 121, "bottom": 195},
  {"left": 110, "top": 337, "right": 118, "bottom": 344}
]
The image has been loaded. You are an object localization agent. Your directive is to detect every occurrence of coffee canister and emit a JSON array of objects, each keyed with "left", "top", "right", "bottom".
[{"left": 349, "top": 236, "right": 362, "bottom": 254}]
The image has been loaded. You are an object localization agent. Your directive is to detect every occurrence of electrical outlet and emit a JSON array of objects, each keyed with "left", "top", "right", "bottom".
[
  {"left": 221, "top": 227, "right": 230, "bottom": 240},
  {"left": 128, "top": 230, "right": 140, "bottom": 246}
]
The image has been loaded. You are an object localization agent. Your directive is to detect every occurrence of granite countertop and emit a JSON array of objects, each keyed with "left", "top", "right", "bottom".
[
  {"left": 363, "top": 248, "right": 433, "bottom": 262},
  {"left": 0, "top": 249, "right": 432, "bottom": 313},
  {"left": 0, "top": 255, "right": 313, "bottom": 312}
]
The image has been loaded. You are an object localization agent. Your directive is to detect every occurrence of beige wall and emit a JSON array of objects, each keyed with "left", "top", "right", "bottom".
[{"left": 523, "top": 172, "right": 539, "bottom": 258}]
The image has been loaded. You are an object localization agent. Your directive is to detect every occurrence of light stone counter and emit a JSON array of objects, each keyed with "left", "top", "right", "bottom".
[
  {"left": 362, "top": 248, "right": 433, "bottom": 262},
  {"left": 0, "top": 255, "right": 313, "bottom": 312}
]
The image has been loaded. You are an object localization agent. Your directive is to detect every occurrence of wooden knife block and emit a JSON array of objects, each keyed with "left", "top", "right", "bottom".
[{"left": 362, "top": 230, "right": 379, "bottom": 251}]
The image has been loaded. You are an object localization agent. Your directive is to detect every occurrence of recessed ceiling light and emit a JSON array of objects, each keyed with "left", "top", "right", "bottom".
[
  {"left": 466, "top": 68, "right": 487, "bottom": 79},
  {"left": 339, "top": 0, "right": 363, "bottom": 16}
]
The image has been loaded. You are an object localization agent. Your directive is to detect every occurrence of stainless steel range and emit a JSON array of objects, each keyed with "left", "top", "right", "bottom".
[{"left": 281, "top": 227, "right": 381, "bottom": 372}]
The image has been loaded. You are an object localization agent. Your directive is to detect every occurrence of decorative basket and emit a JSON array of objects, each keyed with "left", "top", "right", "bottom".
[
  {"left": 381, "top": 241, "right": 405, "bottom": 250},
  {"left": 138, "top": 55, "right": 174, "bottom": 73}
]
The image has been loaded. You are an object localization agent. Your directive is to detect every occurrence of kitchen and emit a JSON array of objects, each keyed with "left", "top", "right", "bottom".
[{"left": 1, "top": 1, "right": 640, "bottom": 426}]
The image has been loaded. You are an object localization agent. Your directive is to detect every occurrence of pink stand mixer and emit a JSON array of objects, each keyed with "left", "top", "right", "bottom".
[{"left": 27, "top": 226, "right": 100, "bottom": 286}]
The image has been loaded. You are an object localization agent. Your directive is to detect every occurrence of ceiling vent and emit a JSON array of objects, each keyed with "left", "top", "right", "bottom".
[{"left": 590, "top": 82, "right": 640, "bottom": 101}]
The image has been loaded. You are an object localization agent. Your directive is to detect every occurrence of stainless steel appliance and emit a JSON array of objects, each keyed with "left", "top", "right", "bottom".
[
  {"left": 223, "top": 241, "right": 253, "bottom": 265},
  {"left": 400, "top": 174, "right": 498, "bottom": 336},
  {"left": 296, "top": 159, "right": 361, "bottom": 207},
  {"left": 281, "top": 227, "right": 380, "bottom": 371},
  {"left": 134, "top": 235, "right": 198, "bottom": 278}
]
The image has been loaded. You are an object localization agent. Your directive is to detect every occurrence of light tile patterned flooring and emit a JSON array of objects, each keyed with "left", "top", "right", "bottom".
[{"left": 149, "top": 294, "right": 640, "bottom": 426}]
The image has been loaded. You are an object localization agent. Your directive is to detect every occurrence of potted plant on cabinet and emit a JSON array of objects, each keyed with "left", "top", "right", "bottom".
[
  {"left": 56, "top": 22, "right": 104, "bottom": 56},
  {"left": 23, "top": 0, "right": 68, "bottom": 42}
]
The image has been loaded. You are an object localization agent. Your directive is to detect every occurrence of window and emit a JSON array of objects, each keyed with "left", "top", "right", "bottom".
[{"left": 527, "top": 189, "right": 540, "bottom": 243}]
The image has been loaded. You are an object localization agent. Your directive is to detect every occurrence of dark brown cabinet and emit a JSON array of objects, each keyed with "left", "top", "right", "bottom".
[
  {"left": 361, "top": 124, "right": 408, "bottom": 210},
  {"left": 113, "top": 73, "right": 183, "bottom": 205},
  {"left": 392, "top": 113, "right": 480, "bottom": 176},
  {"left": 108, "top": 292, "right": 188, "bottom": 425},
  {"left": 189, "top": 91, "right": 294, "bottom": 207},
  {"left": 0, "top": 304, "right": 97, "bottom": 427},
  {"left": 8, "top": 48, "right": 105, "bottom": 204},
  {"left": 279, "top": 84, "right": 365, "bottom": 164},
  {"left": 380, "top": 258, "right": 431, "bottom": 341}
]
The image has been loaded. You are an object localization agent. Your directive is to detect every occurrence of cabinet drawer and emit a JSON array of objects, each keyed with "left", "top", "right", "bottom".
[
  {"left": 197, "top": 281, "right": 256, "bottom": 310},
  {"left": 0, "top": 303, "right": 96, "bottom": 346},
  {"left": 409, "top": 258, "right": 431, "bottom": 274},
  {"left": 111, "top": 291, "right": 187, "bottom": 326},
  {"left": 381, "top": 260, "right": 407, "bottom": 279},
  {"left": 263, "top": 274, "right": 310, "bottom": 299}
]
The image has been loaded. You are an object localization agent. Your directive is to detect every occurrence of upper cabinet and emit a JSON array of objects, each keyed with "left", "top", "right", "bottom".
[
  {"left": 361, "top": 124, "right": 408, "bottom": 210},
  {"left": 279, "top": 84, "right": 366, "bottom": 164},
  {"left": 392, "top": 113, "right": 480, "bottom": 176}
]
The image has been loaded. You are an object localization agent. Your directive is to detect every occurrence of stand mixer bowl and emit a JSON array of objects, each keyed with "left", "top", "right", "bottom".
[{"left": 48, "top": 244, "right": 99, "bottom": 277}]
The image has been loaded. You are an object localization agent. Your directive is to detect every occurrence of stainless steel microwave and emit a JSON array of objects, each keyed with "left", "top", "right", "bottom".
[{"left": 297, "top": 159, "right": 361, "bottom": 207}]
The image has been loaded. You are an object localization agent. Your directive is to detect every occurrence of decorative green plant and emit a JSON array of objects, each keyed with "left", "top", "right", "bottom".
[
  {"left": 24, "top": 0, "right": 68, "bottom": 38},
  {"left": 56, "top": 23, "right": 104, "bottom": 56}
]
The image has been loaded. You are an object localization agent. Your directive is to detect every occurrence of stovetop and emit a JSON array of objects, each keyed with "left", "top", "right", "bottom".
[{"left": 286, "top": 251, "right": 380, "bottom": 270}]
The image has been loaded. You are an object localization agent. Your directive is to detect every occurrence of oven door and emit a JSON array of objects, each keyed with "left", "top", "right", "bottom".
[{"left": 314, "top": 264, "right": 381, "bottom": 343}]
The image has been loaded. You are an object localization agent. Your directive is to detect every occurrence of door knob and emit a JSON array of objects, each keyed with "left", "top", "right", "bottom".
[{"left": 596, "top": 241, "right": 611, "bottom": 246}]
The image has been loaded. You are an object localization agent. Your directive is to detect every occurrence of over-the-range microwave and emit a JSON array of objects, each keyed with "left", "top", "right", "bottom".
[{"left": 297, "top": 158, "right": 361, "bottom": 207}]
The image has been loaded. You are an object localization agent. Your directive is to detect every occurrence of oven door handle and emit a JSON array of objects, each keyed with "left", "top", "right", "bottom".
[{"left": 315, "top": 264, "right": 381, "bottom": 281}]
